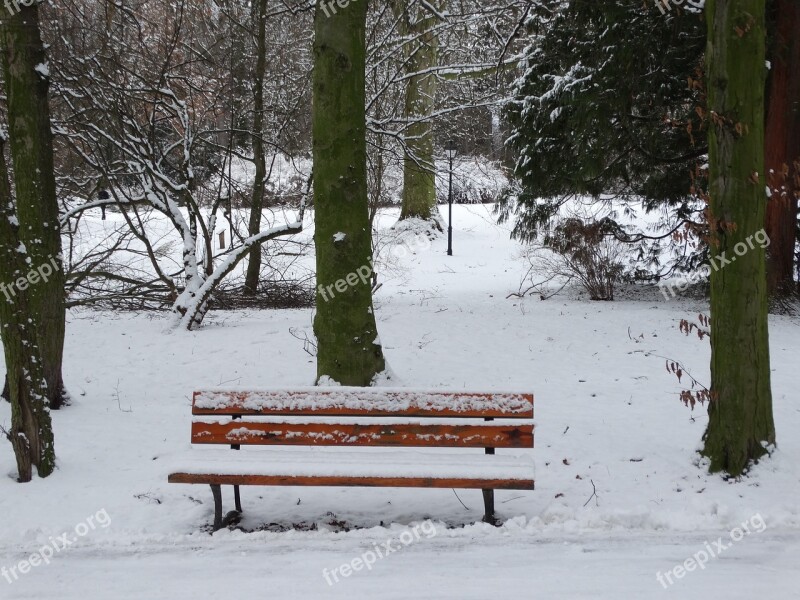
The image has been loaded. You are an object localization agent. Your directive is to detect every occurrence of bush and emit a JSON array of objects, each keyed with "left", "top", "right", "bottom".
[{"left": 543, "top": 218, "right": 625, "bottom": 300}]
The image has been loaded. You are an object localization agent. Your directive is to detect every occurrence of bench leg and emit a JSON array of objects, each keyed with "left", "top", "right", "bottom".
[
  {"left": 210, "top": 484, "right": 223, "bottom": 531},
  {"left": 482, "top": 489, "right": 496, "bottom": 525},
  {"left": 231, "top": 418, "right": 243, "bottom": 514},
  {"left": 483, "top": 425, "right": 498, "bottom": 525}
]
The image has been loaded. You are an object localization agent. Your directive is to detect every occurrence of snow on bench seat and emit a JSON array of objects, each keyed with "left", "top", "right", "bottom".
[
  {"left": 167, "top": 449, "right": 535, "bottom": 489},
  {"left": 192, "top": 388, "right": 534, "bottom": 418}
]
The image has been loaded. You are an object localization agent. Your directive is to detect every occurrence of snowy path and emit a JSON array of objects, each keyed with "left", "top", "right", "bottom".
[{"left": 2, "top": 530, "right": 797, "bottom": 599}]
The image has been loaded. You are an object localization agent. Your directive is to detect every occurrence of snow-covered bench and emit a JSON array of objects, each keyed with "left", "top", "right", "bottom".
[{"left": 168, "top": 388, "right": 535, "bottom": 530}]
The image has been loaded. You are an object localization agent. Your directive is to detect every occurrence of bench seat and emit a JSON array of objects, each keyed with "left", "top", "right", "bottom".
[{"left": 168, "top": 448, "right": 535, "bottom": 488}]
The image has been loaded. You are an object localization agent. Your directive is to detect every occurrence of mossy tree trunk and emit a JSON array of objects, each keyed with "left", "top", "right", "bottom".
[
  {"left": 392, "top": 0, "right": 442, "bottom": 225},
  {"left": 244, "top": 0, "right": 269, "bottom": 295},
  {"left": 0, "top": 135, "right": 56, "bottom": 482},
  {"left": 312, "top": 0, "right": 386, "bottom": 385},
  {"left": 764, "top": 0, "right": 800, "bottom": 296},
  {"left": 703, "top": 0, "right": 776, "bottom": 476},
  {"left": 0, "top": 4, "right": 66, "bottom": 409}
]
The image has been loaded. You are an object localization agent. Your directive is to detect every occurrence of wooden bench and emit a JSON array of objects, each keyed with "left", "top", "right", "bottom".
[{"left": 168, "top": 388, "right": 535, "bottom": 530}]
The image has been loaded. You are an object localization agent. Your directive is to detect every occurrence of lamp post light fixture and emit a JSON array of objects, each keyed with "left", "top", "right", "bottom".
[{"left": 445, "top": 140, "right": 457, "bottom": 256}]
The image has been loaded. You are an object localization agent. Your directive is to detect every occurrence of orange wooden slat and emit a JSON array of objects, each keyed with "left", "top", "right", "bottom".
[
  {"left": 168, "top": 472, "right": 535, "bottom": 490},
  {"left": 190, "top": 420, "right": 534, "bottom": 448}
]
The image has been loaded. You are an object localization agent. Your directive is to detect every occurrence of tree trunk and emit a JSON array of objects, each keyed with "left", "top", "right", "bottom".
[
  {"left": 764, "top": 0, "right": 800, "bottom": 296},
  {"left": 0, "top": 135, "right": 56, "bottom": 482},
  {"left": 702, "top": 0, "right": 776, "bottom": 476},
  {"left": 312, "top": 0, "right": 387, "bottom": 385},
  {"left": 244, "top": 0, "right": 269, "bottom": 295},
  {"left": 394, "top": 1, "right": 442, "bottom": 226},
  {"left": 1, "top": 4, "right": 66, "bottom": 409}
]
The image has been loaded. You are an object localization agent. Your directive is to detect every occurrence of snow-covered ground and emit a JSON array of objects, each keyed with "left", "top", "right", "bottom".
[{"left": 1, "top": 205, "right": 798, "bottom": 598}]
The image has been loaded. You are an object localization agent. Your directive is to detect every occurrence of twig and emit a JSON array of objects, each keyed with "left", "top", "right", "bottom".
[
  {"left": 113, "top": 379, "right": 133, "bottom": 413},
  {"left": 500, "top": 495, "right": 525, "bottom": 504},
  {"left": 583, "top": 479, "right": 599, "bottom": 507},
  {"left": 634, "top": 350, "right": 710, "bottom": 393},
  {"left": 451, "top": 489, "right": 470, "bottom": 510},
  {"left": 289, "top": 327, "right": 317, "bottom": 357}
]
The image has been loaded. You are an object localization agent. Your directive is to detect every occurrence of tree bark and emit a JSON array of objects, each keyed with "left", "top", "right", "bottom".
[
  {"left": 0, "top": 134, "right": 56, "bottom": 482},
  {"left": 764, "top": 0, "right": 800, "bottom": 296},
  {"left": 393, "top": 1, "right": 442, "bottom": 226},
  {"left": 244, "top": 0, "right": 269, "bottom": 295},
  {"left": 312, "top": 0, "right": 387, "bottom": 385},
  {"left": 0, "top": 4, "right": 66, "bottom": 409},
  {"left": 703, "top": 0, "right": 776, "bottom": 476}
]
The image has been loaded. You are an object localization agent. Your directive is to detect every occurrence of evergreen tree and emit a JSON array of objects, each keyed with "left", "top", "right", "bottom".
[{"left": 501, "top": 1, "right": 706, "bottom": 249}]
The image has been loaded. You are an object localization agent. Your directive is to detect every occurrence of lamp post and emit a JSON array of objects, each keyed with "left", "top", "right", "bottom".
[{"left": 445, "top": 140, "right": 457, "bottom": 256}]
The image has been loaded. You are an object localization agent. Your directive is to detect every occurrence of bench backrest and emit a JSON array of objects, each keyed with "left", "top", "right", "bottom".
[{"left": 190, "top": 388, "right": 534, "bottom": 449}]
